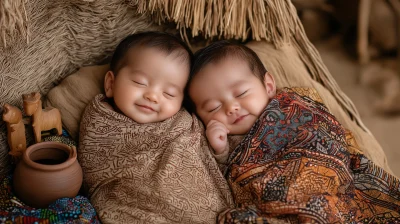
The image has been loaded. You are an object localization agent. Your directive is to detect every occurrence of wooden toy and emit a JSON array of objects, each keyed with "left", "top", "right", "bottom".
[
  {"left": 22, "top": 92, "right": 62, "bottom": 143},
  {"left": 2, "top": 103, "right": 26, "bottom": 161}
]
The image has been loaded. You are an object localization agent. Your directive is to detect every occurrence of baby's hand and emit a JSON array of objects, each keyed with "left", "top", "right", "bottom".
[{"left": 206, "top": 120, "right": 229, "bottom": 155}]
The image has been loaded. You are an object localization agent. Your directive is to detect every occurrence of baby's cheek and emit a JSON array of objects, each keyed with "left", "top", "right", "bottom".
[
  {"left": 201, "top": 115, "right": 211, "bottom": 127},
  {"left": 249, "top": 97, "right": 268, "bottom": 116},
  {"left": 211, "top": 113, "right": 228, "bottom": 127},
  {"left": 163, "top": 100, "right": 182, "bottom": 117},
  {"left": 201, "top": 113, "right": 216, "bottom": 128}
]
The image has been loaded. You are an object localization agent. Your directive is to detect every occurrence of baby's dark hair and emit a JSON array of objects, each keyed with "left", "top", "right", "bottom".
[
  {"left": 185, "top": 40, "right": 267, "bottom": 113},
  {"left": 189, "top": 40, "right": 267, "bottom": 83},
  {"left": 110, "top": 31, "right": 193, "bottom": 74}
]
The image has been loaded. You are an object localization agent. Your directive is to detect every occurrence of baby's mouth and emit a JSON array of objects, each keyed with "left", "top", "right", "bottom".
[
  {"left": 136, "top": 104, "right": 156, "bottom": 112},
  {"left": 233, "top": 114, "right": 249, "bottom": 124}
]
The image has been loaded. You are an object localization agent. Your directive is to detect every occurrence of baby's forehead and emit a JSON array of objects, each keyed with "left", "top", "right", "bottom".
[
  {"left": 203, "top": 56, "right": 250, "bottom": 72},
  {"left": 210, "top": 54, "right": 247, "bottom": 65},
  {"left": 188, "top": 59, "right": 265, "bottom": 97},
  {"left": 119, "top": 46, "right": 190, "bottom": 71},
  {"left": 191, "top": 57, "right": 251, "bottom": 79}
]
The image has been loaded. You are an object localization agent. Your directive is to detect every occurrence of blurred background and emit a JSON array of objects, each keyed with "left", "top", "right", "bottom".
[{"left": 293, "top": 0, "right": 400, "bottom": 176}]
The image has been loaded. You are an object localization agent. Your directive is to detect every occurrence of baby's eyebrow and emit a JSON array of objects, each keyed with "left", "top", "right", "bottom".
[
  {"left": 129, "top": 69, "right": 147, "bottom": 76},
  {"left": 167, "top": 82, "right": 182, "bottom": 91},
  {"left": 230, "top": 80, "right": 246, "bottom": 88}
]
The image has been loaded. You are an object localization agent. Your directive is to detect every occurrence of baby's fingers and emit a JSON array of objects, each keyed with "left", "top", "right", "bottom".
[
  {"left": 211, "top": 126, "right": 228, "bottom": 136},
  {"left": 218, "top": 132, "right": 226, "bottom": 141},
  {"left": 207, "top": 120, "right": 225, "bottom": 129}
]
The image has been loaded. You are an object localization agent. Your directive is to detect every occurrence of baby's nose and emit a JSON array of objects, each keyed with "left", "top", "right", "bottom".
[
  {"left": 144, "top": 92, "right": 158, "bottom": 103},
  {"left": 226, "top": 102, "right": 240, "bottom": 115}
]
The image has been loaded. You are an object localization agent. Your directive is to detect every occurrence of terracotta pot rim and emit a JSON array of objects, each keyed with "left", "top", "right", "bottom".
[{"left": 23, "top": 142, "right": 77, "bottom": 171}]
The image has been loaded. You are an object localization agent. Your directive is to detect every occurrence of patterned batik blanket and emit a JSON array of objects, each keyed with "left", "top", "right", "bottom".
[
  {"left": 79, "top": 94, "right": 234, "bottom": 224},
  {"left": 221, "top": 87, "right": 400, "bottom": 223}
]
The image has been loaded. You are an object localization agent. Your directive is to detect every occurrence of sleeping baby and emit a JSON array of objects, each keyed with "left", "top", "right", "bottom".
[
  {"left": 187, "top": 40, "right": 400, "bottom": 223},
  {"left": 78, "top": 32, "right": 234, "bottom": 223}
]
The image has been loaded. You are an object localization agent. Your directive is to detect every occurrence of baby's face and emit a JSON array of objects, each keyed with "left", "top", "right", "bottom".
[
  {"left": 189, "top": 58, "right": 274, "bottom": 135},
  {"left": 106, "top": 47, "right": 189, "bottom": 123}
]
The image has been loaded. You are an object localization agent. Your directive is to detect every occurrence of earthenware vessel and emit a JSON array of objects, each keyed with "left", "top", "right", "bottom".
[{"left": 13, "top": 142, "right": 82, "bottom": 208}]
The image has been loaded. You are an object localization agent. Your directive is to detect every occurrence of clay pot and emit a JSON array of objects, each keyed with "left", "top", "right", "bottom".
[{"left": 13, "top": 142, "right": 83, "bottom": 208}]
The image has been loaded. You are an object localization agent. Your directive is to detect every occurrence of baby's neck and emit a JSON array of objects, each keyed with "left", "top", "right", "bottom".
[{"left": 103, "top": 97, "right": 121, "bottom": 113}]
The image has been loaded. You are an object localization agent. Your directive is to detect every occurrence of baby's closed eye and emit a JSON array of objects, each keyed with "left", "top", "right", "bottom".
[
  {"left": 163, "top": 87, "right": 180, "bottom": 98},
  {"left": 208, "top": 105, "right": 221, "bottom": 113},
  {"left": 163, "top": 92, "right": 175, "bottom": 98},
  {"left": 236, "top": 90, "right": 248, "bottom": 97},
  {"left": 132, "top": 80, "right": 146, "bottom": 86}
]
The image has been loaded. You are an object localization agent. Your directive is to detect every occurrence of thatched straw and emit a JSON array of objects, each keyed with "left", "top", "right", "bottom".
[
  {"left": 0, "top": 0, "right": 28, "bottom": 47},
  {"left": 134, "top": 0, "right": 296, "bottom": 46}
]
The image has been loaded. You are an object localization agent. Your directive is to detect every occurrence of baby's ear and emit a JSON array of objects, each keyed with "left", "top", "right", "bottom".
[
  {"left": 264, "top": 71, "right": 276, "bottom": 98},
  {"left": 104, "top": 71, "right": 115, "bottom": 98}
]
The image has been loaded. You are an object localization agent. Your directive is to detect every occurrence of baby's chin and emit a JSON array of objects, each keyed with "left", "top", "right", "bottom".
[
  {"left": 227, "top": 125, "right": 252, "bottom": 135},
  {"left": 128, "top": 116, "right": 164, "bottom": 124},
  {"left": 123, "top": 112, "right": 158, "bottom": 124},
  {"left": 127, "top": 112, "right": 180, "bottom": 124},
  {"left": 227, "top": 117, "right": 257, "bottom": 135}
]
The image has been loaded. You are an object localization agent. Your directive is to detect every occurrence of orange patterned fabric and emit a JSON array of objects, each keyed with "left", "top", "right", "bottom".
[
  {"left": 220, "top": 88, "right": 400, "bottom": 223},
  {"left": 79, "top": 94, "right": 234, "bottom": 223}
]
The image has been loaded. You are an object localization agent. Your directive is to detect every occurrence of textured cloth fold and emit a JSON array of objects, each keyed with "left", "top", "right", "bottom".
[{"left": 79, "top": 94, "right": 234, "bottom": 223}]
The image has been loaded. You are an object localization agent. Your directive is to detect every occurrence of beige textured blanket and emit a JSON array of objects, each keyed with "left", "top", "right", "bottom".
[{"left": 78, "top": 94, "right": 234, "bottom": 223}]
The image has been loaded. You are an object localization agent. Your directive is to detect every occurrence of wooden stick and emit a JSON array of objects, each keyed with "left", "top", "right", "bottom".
[{"left": 357, "top": 0, "right": 372, "bottom": 65}]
